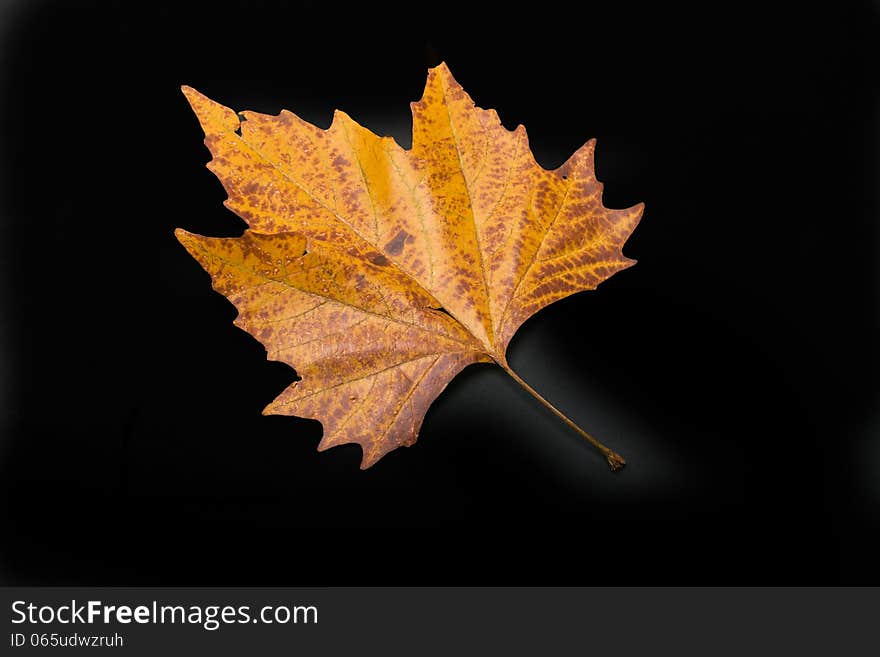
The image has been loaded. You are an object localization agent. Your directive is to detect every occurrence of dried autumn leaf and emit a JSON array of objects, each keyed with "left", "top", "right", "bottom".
[{"left": 177, "top": 63, "right": 642, "bottom": 470}]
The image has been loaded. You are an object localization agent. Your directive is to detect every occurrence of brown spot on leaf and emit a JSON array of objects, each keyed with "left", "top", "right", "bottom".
[{"left": 384, "top": 229, "right": 411, "bottom": 256}]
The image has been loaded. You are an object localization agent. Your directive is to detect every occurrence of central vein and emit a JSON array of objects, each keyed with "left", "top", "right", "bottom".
[{"left": 438, "top": 73, "right": 497, "bottom": 354}]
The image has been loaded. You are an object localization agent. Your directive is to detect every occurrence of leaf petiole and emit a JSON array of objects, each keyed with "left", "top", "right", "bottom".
[{"left": 497, "top": 359, "right": 626, "bottom": 471}]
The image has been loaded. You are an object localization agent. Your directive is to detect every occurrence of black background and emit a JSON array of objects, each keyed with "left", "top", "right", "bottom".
[{"left": 0, "top": 0, "right": 877, "bottom": 584}]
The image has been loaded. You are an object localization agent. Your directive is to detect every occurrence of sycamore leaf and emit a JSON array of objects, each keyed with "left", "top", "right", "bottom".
[{"left": 177, "top": 63, "right": 642, "bottom": 470}]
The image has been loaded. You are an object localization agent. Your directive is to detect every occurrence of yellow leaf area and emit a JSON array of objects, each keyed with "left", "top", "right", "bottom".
[{"left": 178, "top": 63, "right": 642, "bottom": 469}]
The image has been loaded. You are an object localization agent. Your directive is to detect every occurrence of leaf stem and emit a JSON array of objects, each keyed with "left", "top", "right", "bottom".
[{"left": 497, "top": 359, "right": 625, "bottom": 471}]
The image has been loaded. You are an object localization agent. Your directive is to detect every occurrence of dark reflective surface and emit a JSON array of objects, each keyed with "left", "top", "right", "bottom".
[{"left": 0, "top": 0, "right": 877, "bottom": 584}]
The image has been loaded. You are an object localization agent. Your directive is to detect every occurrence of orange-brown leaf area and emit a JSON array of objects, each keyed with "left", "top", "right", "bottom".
[{"left": 178, "top": 63, "right": 642, "bottom": 468}]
